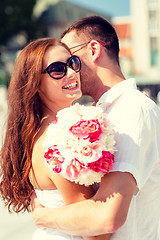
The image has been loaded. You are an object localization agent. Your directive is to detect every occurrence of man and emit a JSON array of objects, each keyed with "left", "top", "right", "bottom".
[{"left": 31, "top": 16, "right": 160, "bottom": 239}]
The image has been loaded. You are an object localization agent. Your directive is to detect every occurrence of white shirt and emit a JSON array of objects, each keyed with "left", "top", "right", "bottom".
[{"left": 96, "top": 79, "right": 160, "bottom": 240}]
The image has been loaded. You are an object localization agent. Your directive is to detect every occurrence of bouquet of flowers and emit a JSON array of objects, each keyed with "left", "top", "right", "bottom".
[{"left": 43, "top": 103, "right": 116, "bottom": 186}]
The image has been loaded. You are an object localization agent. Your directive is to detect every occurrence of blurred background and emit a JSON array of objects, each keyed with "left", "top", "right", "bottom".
[{"left": 0, "top": 0, "right": 160, "bottom": 239}]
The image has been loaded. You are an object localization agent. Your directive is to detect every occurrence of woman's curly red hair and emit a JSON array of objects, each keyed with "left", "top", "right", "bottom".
[{"left": 0, "top": 38, "right": 70, "bottom": 213}]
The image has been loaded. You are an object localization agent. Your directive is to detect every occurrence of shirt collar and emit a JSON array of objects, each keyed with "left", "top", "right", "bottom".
[{"left": 96, "top": 78, "right": 137, "bottom": 109}]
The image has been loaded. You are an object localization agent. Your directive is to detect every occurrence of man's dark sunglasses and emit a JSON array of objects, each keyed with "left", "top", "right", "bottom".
[{"left": 42, "top": 55, "right": 81, "bottom": 80}]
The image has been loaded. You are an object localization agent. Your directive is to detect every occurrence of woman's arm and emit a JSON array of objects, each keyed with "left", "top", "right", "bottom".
[
  {"left": 47, "top": 166, "right": 111, "bottom": 240},
  {"left": 31, "top": 171, "right": 136, "bottom": 237},
  {"left": 31, "top": 134, "right": 111, "bottom": 240}
]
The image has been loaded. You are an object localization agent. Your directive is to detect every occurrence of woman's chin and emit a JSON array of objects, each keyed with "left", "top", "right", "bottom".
[{"left": 67, "top": 90, "right": 82, "bottom": 101}]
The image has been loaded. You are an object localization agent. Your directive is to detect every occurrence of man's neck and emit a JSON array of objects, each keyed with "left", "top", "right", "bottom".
[{"left": 93, "top": 76, "right": 125, "bottom": 103}]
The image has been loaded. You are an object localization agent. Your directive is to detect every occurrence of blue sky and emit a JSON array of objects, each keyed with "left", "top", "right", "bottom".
[{"left": 65, "top": 0, "right": 130, "bottom": 17}]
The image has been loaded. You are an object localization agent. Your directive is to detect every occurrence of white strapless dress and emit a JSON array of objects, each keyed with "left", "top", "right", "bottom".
[{"left": 32, "top": 189, "right": 82, "bottom": 240}]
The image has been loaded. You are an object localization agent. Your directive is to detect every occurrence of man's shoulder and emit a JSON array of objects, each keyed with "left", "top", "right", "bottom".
[
  {"left": 106, "top": 88, "right": 160, "bottom": 125},
  {"left": 119, "top": 88, "right": 158, "bottom": 112}
]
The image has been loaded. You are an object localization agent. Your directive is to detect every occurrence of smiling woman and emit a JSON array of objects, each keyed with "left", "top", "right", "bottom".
[
  {"left": 0, "top": 37, "right": 85, "bottom": 203},
  {"left": 39, "top": 45, "right": 82, "bottom": 115},
  {"left": 0, "top": 37, "right": 111, "bottom": 240},
  {"left": 0, "top": 38, "right": 81, "bottom": 212}
]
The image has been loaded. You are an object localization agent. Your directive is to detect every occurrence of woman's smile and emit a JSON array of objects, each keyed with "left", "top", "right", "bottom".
[{"left": 62, "top": 80, "right": 79, "bottom": 90}]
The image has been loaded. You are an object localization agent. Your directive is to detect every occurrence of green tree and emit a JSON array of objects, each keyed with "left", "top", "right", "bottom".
[{"left": 0, "top": 0, "right": 38, "bottom": 46}]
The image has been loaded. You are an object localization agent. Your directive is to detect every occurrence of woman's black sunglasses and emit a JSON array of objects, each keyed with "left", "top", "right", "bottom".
[{"left": 42, "top": 55, "right": 81, "bottom": 80}]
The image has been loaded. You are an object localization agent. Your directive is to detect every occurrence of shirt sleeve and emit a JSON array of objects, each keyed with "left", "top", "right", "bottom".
[{"left": 110, "top": 91, "right": 160, "bottom": 190}]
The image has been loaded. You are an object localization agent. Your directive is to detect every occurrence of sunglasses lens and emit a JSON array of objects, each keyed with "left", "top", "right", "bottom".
[
  {"left": 68, "top": 56, "right": 81, "bottom": 72},
  {"left": 48, "top": 62, "right": 66, "bottom": 79}
]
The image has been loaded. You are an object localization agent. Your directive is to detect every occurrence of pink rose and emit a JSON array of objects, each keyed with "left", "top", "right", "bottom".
[
  {"left": 80, "top": 145, "right": 93, "bottom": 157},
  {"left": 88, "top": 151, "right": 114, "bottom": 173},
  {"left": 66, "top": 159, "right": 87, "bottom": 180},
  {"left": 44, "top": 145, "right": 64, "bottom": 173},
  {"left": 75, "top": 141, "right": 97, "bottom": 163},
  {"left": 70, "top": 120, "right": 101, "bottom": 142}
]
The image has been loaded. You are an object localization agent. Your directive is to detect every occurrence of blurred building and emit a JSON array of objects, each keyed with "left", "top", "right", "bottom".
[
  {"left": 34, "top": 0, "right": 111, "bottom": 39},
  {"left": 113, "top": 16, "right": 133, "bottom": 77},
  {"left": 130, "top": 0, "right": 160, "bottom": 102},
  {"left": 112, "top": 0, "right": 160, "bottom": 101},
  {"left": 131, "top": 0, "right": 160, "bottom": 76}
]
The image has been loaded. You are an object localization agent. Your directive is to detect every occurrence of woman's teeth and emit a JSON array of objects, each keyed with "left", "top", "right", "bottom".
[{"left": 62, "top": 82, "right": 77, "bottom": 89}]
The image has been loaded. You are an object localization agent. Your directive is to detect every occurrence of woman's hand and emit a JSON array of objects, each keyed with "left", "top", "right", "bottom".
[{"left": 30, "top": 191, "right": 46, "bottom": 229}]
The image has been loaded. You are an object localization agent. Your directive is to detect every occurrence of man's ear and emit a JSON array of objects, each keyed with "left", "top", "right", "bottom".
[{"left": 88, "top": 40, "right": 101, "bottom": 61}]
